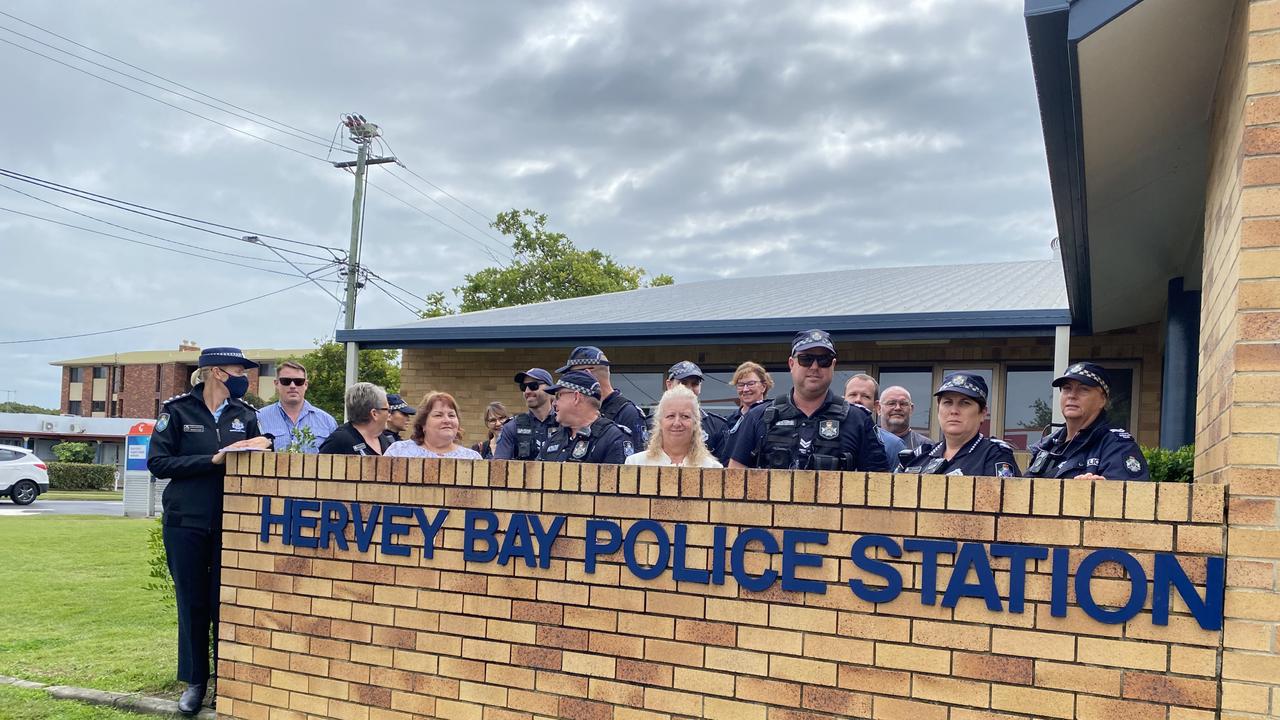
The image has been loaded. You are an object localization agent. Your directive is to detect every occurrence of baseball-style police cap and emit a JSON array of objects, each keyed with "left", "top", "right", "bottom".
[
  {"left": 556, "top": 346, "right": 610, "bottom": 374},
  {"left": 1052, "top": 362, "right": 1112, "bottom": 395},
  {"left": 544, "top": 370, "right": 603, "bottom": 400},
  {"left": 197, "top": 346, "right": 258, "bottom": 369},
  {"left": 792, "top": 329, "right": 836, "bottom": 355},
  {"left": 934, "top": 372, "right": 989, "bottom": 403},
  {"left": 514, "top": 368, "right": 554, "bottom": 387},
  {"left": 387, "top": 393, "right": 416, "bottom": 414},
  {"left": 667, "top": 361, "right": 704, "bottom": 381}
]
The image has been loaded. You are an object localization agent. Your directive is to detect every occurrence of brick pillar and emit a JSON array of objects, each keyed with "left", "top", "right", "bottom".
[{"left": 1202, "top": 1, "right": 1280, "bottom": 716}]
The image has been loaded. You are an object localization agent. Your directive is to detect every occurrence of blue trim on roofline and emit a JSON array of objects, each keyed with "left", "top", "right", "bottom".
[
  {"left": 336, "top": 308, "right": 1072, "bottom": 349},
  {"left": 1025, "top": 0, "right": 1144, "bottom": 334}
]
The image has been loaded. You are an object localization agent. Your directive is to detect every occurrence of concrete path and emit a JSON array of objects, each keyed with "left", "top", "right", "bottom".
[
  {"left": 0, "top": 500, "right": 123, "bottom": 517},
  {"left": 0, "top": 674, "right": 215, "bottom": 718}
]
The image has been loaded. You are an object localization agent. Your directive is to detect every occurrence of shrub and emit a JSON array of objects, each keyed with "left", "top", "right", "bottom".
[
  {"left": 1142, "top": 444, "right": 1195, "bottom": 483},
  {"left": 144, "top": 517, "right": 176, "bottom": 607},
  {"left": 47, "top": 462, "right": 116, "bottom": 490},
  {"left": 51, "top": 441, "right": 94, "bottom": 464}
]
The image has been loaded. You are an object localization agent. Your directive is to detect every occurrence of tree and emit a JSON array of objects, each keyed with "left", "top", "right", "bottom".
[
  {"left": 422, "top": 209, "right": 674, "bottom": 316},
  {"left": 289, "top": 342, "right": 401, "bottom": 419},
  {"left": 0, "top": 401, "right": 60, "bottom": 415},
  {"left": 52, "top": 441, "right": 94, "bottom": 464}
]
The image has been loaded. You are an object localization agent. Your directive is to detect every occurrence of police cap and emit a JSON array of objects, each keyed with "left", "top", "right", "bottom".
[
  {"left": 667, "top": 361, "right": 703, "bottom": 381},
  {"left": 198, "top": 347, "right": 258, "bottom": 369},
  {"left": 935, "top": 372, "right": 989, "bottom": 404},
  {"left": 1052, "top": 362, "right": 1111, "bottom": 395},
  {"left": 544, "top": 370, "right": 603, "bottom": 400},
  {"left": 556, "top": 346, "right": 610, "bottom": 374},
  {"left": 514, "top": 368, "right": 555, "bottom": 387},
  {"left": 791, "top": 329, "right": 835, "bottom": 355},
  {"left": 387, "top": 393, "right": 416, "bottom": 414}
]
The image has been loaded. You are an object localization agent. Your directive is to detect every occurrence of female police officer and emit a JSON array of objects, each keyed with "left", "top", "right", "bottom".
[
  {"left": 900, "top": 373, "right": 1019, "bottom": 477},
  {"left": 147, "top": 347, "right": 272, "bottom": 715},
  {"left": 1025, "top": 362, "right": 1148, "bottom": 480}
]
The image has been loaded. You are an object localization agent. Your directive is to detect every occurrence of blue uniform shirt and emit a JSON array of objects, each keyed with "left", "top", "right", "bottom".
[
  {"left": 876, "top": 426, "right": 906, "bottom": 467},
  {"left": 538, "top": 416, "right": 632, "bottom": 464},
  {"left": 494, "top": 410, "right": 560, "bottom": 460},
  {"left": 257, "top": 401, "right": 338, "bottom": 453},
  {"left": 730, "top": 391, "right": 891, "bottom": 472},
  {"left": 901, "top": 433, "right": 1019, "bottom": 477},
  {"left": 1026, "top": 413, "right": 1149, "bottom": 480},
  {"left": 600, "top": 390, "right": 649, "bottom": 445}
]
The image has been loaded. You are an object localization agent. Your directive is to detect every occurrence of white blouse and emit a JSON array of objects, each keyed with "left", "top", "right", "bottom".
[{"left": 624, "top": 449, "right": 722, "bottom": 468}]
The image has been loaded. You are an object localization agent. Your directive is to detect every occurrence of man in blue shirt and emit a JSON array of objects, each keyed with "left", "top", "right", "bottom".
[
  {"left": 844, "top": 374, "right": 907, "bottom": 467},
  {"left": 256, "top": 360, "right": 337, "bottom": 453}
]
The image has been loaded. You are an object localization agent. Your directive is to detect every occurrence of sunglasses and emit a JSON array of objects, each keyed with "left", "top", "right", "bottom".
[
  {"left": 794, "top": 354, "right": 836, "bottom": 368},
  {"left": 519, "top": 382, "right": 542, "bottom": 392},
  {"left": 277, "top": 377, "right": 306, "bottom": 386}
]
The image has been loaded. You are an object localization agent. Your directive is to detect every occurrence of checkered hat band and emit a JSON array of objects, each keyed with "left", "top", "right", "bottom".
[
  {"left": 559, "top": 380, "right": 598, "bottom": 396},
  {"left": 1074, "top": 368, "right": 1109, "bottom": 394},
  {"left": 565, "top": 358, "right": 600, "bottom": 367},
  {"left": 945, "top": 379, "right": 985, "bottom": 396},
  {"left": 391, "top": 403, "right": 410, "bottom": 411}
]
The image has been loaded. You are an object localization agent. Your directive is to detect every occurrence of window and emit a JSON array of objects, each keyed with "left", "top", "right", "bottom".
[
  {"left": 113, "top": 368, "right": 123, "bottom": 393},
  {"left": 0, "top": 449, "right": 22, "bottom": 462},
  {"left": 68, "top": 367, "right": 83, "bottom": 383},
  {"left": 155, "top": 368, "right": 162, "bottom": 392},
  {"left": 1003, "top": 366, "right": 1053, "bottom": 449},
  {"left": 67, "top": 400, "right": 82, "bottom": 415},
  {"left": 1105, "top": 367, "right": 1137, "bottom": 430},
  {"left": 877, "top": 367, "right": 934, "bottom": 435},
  {"left": 91, "top": 400, "right": 106, "bottom": 413},
  {"left": 93, "top": 366, "right": 108, "bottom": 379},
  {"left": 258, "top": 362, "right": 276, "bottom": 377},
  {"left": 608, "top": 372, "right": 666, "bottom": 411}
]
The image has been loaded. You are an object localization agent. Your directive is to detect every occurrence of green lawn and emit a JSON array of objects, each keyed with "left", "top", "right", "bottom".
[
  {"left": 0, "top": 685, "right": 148, "bottom": 719},
  {"left": 0, "top": 516, "right": 177, "bottom": 697},
  {"left": 41, "top": 491, "right": 124, "bottom": 501}
]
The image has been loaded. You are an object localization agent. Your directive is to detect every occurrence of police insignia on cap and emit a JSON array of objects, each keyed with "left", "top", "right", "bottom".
[
  {"left": 995, "top": 462, "right": 1013, "bottom": 478},
  {"left": 818, "top": 419, "right": 839, "bottom": 440},
  {"left": 155, "top": 413, "right": 170, "bottom": 432},
  {"left": 810, "top": 331, "right": 822, "bottom": 340},
  {"left": 572, "top": 441, "right": 589, "bottom": 459},
  {"left": 1125, "top": 455, "right": 1141, "bottom": 473}
]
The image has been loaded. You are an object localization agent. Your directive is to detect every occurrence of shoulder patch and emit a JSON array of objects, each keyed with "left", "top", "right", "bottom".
[
  {"left": 1109, "top": 428, "right": 1135, "bottom": 440},
  {"left": 155, "top": 413, "right": 170, "bottom": 432}
]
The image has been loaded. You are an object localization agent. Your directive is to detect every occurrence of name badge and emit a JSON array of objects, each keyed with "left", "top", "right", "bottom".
[
  {"left": 516, "top": 428, "right": 532, "bottom": 434},
  {"left": 775, "top": 419, "right": 796, "bottom": 427},
  {"left": 182, "top": 424, "right": 204, "bottom": 433},
  {"left": 545, "top": 444, "right": 560, "bottom": 453}
]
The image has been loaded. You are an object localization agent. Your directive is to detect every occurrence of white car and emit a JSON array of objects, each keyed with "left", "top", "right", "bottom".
[{"left": 0, "top": 445, "right": 49, "bottom": 505}]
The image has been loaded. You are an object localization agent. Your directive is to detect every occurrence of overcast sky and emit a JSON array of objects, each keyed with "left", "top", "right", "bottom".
[{"left": 0, "top": 0, "right": 1055, "bottom": 410}]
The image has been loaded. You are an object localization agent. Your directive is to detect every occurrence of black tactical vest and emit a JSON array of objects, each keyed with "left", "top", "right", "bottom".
[
  {"left": 512, "top": 413, "right": 537, "bottom": 460},
  {"left": 600, "top": 392, "right": 629, "bottom": 422},
  {"left": 760, "top": 396, "right": 851, "bottom": 470}
]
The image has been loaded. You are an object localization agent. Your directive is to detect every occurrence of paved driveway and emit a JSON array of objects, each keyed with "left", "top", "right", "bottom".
[{"left": 0, "top": 500, "right": 124, "bottom": 517}]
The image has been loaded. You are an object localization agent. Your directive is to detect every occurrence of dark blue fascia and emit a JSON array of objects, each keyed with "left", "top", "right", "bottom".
[
  {"left": 1025, "top": 0, "right": 1143, "bottom": 335},
  {"left": 335, "top": 308, "right": 1072, "bottom": 350}
]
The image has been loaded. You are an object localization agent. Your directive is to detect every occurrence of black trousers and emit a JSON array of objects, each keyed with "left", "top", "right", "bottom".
[{"left": 163, "top": 524, "right": 221, "bottom": 685}]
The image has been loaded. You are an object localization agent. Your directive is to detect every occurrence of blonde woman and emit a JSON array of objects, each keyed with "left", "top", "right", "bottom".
[{"left": 625, "top": 384, "right": 722, "bottom": 468}]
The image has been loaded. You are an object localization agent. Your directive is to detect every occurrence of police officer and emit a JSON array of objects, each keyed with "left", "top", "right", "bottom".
[
  {"left": 557, "top": 346, "right": 648, "bottom": 445},
  {"left": 1026, "top": 362, "right": 1149, "bottom": 480},
  {"left": 665, "top": 361, "right": 730, "bottom": 456},
  {"left": 728, "top": 330, "right": 890, "bottom": 472},
  {"left": 537, "top": 370, "right": 633, "bottom": 464},
  {"left": 147, "top": 347, "right": 272, "bottom": 716},
  {"left": 494, "top": 368, "right": 559, "bottom": 460},
  {"left": 901, "top": 373, "right": 1019, "bottom": 477},
  {"left": 378, "top": 392, "right": 415, "bottom": 449}
]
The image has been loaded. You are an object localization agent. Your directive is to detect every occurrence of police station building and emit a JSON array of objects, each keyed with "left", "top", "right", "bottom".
[{"left": 340, "top": 257, "right": 1172, "bottom": 458}]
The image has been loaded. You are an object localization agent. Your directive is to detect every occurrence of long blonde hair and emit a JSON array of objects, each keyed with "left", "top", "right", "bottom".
[{"left": 644, "top": 384, "right": 713, "bottom": 466}]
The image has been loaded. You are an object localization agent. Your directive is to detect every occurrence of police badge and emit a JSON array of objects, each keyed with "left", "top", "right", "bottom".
[
  {"left": 995, "top": 462, "right": 1013, "bottom": 478},
  {"left": 1125, "top": 455, "right": 1141, "bottom": 473},
  {"left": 818, "top": 419, "right": 839, "bottom": 440},
  {"left": 230, "top": 418, "right": 245, "bottom": 432},
  {"left": 572, "top": 441, "right": 589, "bottom": 459},
  {"left": 155, "top": 413, "right": 170, "bottom": 432}
]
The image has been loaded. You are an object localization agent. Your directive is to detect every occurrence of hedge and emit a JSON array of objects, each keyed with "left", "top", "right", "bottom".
[
  {"left": 1141, "top": 444, "right": 1195, "bottom": 483},
  {"left": 48, "top": 462, "right": 116, "bottom": 491}
]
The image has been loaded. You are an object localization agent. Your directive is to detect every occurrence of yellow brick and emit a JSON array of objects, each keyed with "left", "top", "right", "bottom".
[
  {"left": 875, "top": 643, "right": 950, "bottom": 673},
  {"left": 1077, "top": 637, "right": 1167, "bottom": 671},
  {"left": 991, "top": 629, "right": 1075, "bottom": 661},
  {"left": 1093, "top": 481, "right": 1125, "bottom": 518},
  {"left": 1123, "top": 481, "right": 1156, "bottom": 520},
  {"left": 673, "top": 667, "right": 735, "bottom": 697},
  {"left": 872, "top": 695, "right": 948, "bottom": 720},
  {"left": 911, "top": 619, "right": 991, "bottom": 651},
  {"left": 704, "top": 696, "right": 766, "bottom": 720},
  {"left": 562, "top": 651, "right": 615, "bottom": 678},
  {"left": 769, "top": 604, "right": 836, "bottom": 633},
  {"left": 912, "top": 675, "right": 990, "bottom": 708},
  {"left": 802, "top": 634, "right": 874, "bottom": 664},
  {"left": 1001, "top": 478, "right": 1031, "bottom": 514},
  {"left": 990, "top": 684, "right": 1074, "bottom": 719},
  {"left": 769, "top": 655, "right": 837, "bottom": 686}
]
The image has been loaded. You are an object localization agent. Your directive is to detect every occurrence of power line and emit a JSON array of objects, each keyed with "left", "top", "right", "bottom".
[
  {"left": 384, "top": 165, "right": 513, "bottom": 252},
  {"left": 362, "top": 175, "right": 511, "bottom": 265},
  {"left": 0, "top": 9, "right": 339, "bottom": 147},
  {"left": 378, "top": 136, "right": 497, "bottom": 227},
  {"left": 0, "top": 179, "right": 328, "bottom": 267},
  {"left": 0, "top": 36, "right": 331, "bottom": 164},
  {"left": 0, "top": 203, "right": 338, "bottom": 279},
  {"left": 363, "top": 268, "right": 435, "bottom": 308},
  {"left": 366, "top": 276, "right": 423, "bottom": 318},
  {"left": 0, "top": 23, "right": 342, "bottom": 153},
  {"left": 0, "top": 167, "right": 343, "bottom": 260},
  {"left": 0, "top": 274, "right": 335, "bottom": 345}
]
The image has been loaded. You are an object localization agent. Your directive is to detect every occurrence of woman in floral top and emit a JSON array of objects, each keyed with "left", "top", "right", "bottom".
[{"left": 385, "top": 391, "right": 482, "bottom": 459}]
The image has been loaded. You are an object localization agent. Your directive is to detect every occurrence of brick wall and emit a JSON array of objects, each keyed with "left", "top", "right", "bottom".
[
  {"left": 401, "top": 323, "right": 1164, "bottom": 449},
  {"left": 1197, "top": 2, "right": 1280, "bottom": 717},
  {"left": 216, "top": 455, "right": 1232, "bottom": 720}
]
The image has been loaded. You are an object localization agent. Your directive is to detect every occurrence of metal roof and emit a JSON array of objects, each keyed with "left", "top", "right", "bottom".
[
  {"left": 51, "top": 348, "right": 312, "bottom": 367},
  {"left": 338, "top": 259, "right": 1070, "bottom": 349}
]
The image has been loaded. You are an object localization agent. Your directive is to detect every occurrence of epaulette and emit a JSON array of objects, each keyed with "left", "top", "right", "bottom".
[
  {"left": 161, "top": 393, "right": 189, "bottom": 405},
  {"left": 849, "top": 402, "right": 872, "bottom": 415},
  {"left": 989, "top": 437, "right": 1014, "bottom": 449},
  {"left": 1109, "top": 428, "right": 1134, "bottom": 440},
  {"left": 236, "top": 397, "right": 259, "bottom": 411}
]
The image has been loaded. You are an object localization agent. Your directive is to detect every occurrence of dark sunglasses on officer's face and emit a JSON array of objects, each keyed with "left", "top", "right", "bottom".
[
  {"left": 794, "top": 353, "right": 836, "bottom": 368},
  {"left": 519, "top": 382, "right": 542, "bottom": 392},
  {"left": 277, "top": 377, "right": 306, "bottom": 386}
]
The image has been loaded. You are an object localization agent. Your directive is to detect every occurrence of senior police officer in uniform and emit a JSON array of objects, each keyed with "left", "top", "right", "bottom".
[
  {"left": 665, "top": 361, "right": 730, "bottom": 456},
  {"left": 538, "top": 370, "right": 633, "bottom": 464},
  {"left": 1026, "top": 362, "right": 1149, "bottom": 480},
  {"left": 557, "top": 346, "right": 648, "bottom": 444},
  {"left": 495, "top": 368, "right": 560, "bottom": 461},
  {"left": 900, "top": 373, "right": 1020, "bottom": 477},
  {"left": 147, "top": 347, "right": 272, "bottom": 715},
  {"left": 379, "top": 393, "right": 415, "bottom": 448},
  {"left": 728, "top": 330, "right": 890, "bottom": 472}
]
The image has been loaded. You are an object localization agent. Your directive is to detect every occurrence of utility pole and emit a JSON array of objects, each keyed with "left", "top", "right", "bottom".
[{"left": 333, "top": 115, "right": 395, "bottom": 414}]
